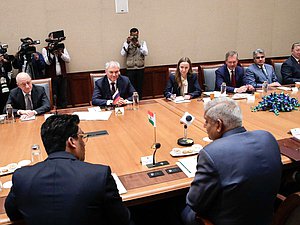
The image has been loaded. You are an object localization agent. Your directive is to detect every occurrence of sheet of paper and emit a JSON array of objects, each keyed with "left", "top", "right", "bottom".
[
  {"left": 88, "top": 106, "right": 101, "bottom": 113},
  {"left": 232, "top": 93, "right": 251, "bottom": 100},
  {"left": 290, "top": 128, "right": 300, "bottom": 140},
  {"left": 111, "top": 173, "right": 127, "bottom": 194},
  {"left": 172, "top": 96, "right": 191, "bottom": 104},
  {"left": 20, "top": 115, "right": 36, "bottom": 121},
  {"left": 44, "top": 114, "right": 54, "bottom": 120},
  {"left": 176, "top": 155, "right": 198, "bottom": 178},
  {"left": 276, "top": 86, "right": 292, "bottom": 91},
  {"left": 72, "top": 111, "right": 112, "bottom": 121}
]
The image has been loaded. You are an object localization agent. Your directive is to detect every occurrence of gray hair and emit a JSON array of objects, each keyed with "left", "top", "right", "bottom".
[
  {"left": 253, "top": 48, "right": 265, "bottom": 59},
  {"left": 16, "top": 72, "right": 31, "bottom": 84},
  {"left": 292, "top": 42, "right": 300, "bottom": 50},
  {"left": 225, "top": 51, "right": 238, "bottom": 61},
  {"left": 204, "top": 97, "right": 242, "bottom": 129},
  {"left": 105, "top": 61, "right": 120, "bottom": 70}
]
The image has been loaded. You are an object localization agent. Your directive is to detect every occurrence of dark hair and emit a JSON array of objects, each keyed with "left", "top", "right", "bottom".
[
  {"left": 41, "top": 114, "right": 80, "bottom": 155},
  {"left": 130, "top": 28, "right": 139, "bottom": 33},
  {"left": 175, "top": 57, "right": 193, "bottom": 87}
]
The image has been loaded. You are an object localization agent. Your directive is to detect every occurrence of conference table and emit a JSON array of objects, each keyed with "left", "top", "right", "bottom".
[{"left": 0, "top": 88, "right": 299, "bottom": 223}]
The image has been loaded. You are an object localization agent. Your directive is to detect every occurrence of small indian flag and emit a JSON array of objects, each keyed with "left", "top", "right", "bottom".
[{"left": 147, "top": 110, "right": 156, "bottom": 127}]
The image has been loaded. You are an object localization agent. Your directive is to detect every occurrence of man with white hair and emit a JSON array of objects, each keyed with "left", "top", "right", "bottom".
[
  {"left": 181, "top": 97, "right": 282, "bottom": 225},
  {"left": 92, "top": 61, "right": 136, "bottom": 107},
  {"left": 4, "top": 72, "right": 50, "bottom": 116}
]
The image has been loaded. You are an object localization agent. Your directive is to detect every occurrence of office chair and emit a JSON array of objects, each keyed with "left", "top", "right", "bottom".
[
  {"left": 270, "top": 58, "right": 286, "bottom": 84},
  {"left": 31, "top": 78, "right": 53, "bottom": 108},
  {"left": 199, "top": 63, "right": 223, "bottom": 91},
  {"left": 271, "top": 192, "right": 300, "bottom": 225}
]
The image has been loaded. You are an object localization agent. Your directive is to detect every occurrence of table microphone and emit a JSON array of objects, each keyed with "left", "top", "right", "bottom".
[
  {"left": 178, "top": 112, "right": 195, "bottom": 146},
  {"left": 146, "top": 143, "right": 169, "bottom": 168}
]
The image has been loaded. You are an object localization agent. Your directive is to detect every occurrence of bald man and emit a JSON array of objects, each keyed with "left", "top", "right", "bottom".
[{"left": 4, "top": 72, "right": 50, "bottom": 116}]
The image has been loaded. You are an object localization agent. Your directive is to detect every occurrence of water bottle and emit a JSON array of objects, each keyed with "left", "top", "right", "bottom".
[
  {"left": 6, "top": 104, "right": 14, "bottom": 123},
  {"left": 132, "top": 92, "right": 139, "bottom": 110},
  {"left": 220, "top": 82, "right": 226, "bottom": 96},
  {"left": 262, "top": 81, "right": 268, "bottom": 96},
  {"left": 31, "top": 144, "right": 42, "bottom": 164}
]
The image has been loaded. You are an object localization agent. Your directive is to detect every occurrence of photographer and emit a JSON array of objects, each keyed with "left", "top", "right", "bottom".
[
  {"left": 121, "top": 27, "right": 148, "bottom": 99},
  {"left": 0, "top": 44, "right": 14, "bottom": 113},
  {"left": 12, "top": 37, "right": 46, "bottom": 80},
  {"left": 42, "top": 31, "right": 70, "bottom": 108}
]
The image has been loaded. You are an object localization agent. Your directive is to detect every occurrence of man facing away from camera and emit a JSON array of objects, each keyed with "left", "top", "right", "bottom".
[
  {"left": 5, "top": 114, "right": 134, "bottom": 225},
  {"left": 181, "top": 97, "right": 282, "bottom": 225}
]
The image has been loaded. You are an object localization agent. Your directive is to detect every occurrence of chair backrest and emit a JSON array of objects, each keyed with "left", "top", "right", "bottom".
[
  {"left": 240, "top": 62, "right": 253, "bottom": 74},
  {"left": 200, "top": 64, "right": 223, "bottom": 91},
  {"left": 90, "top": 73, "right": 106, "bottom": 93},
  {"left": 31, "top": 78, "right": 53, "bottom": 108},
  {"left": 270, "top": 58, "right": 286, "bottom": 84},
  {"left": 271, "top": 192, "right": 300, "bottom": 225}
]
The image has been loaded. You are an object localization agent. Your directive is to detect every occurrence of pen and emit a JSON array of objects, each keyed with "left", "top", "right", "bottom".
[{"left": 179, "top": 161, "right": 191, "bottom": 174}]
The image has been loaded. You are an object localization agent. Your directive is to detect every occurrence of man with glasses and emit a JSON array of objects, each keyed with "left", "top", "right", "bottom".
[
  {"left": 4, "top": 72, "right": 50, "bottom": 117},
  {"left": 244, "top": 48, "right": 281, "bottom": 88},
  {"left": 5, "top": 114, "right": 134, "bottom": 225}
]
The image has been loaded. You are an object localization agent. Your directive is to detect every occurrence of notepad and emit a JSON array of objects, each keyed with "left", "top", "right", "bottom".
[
  {"left": 176, "top": 155, "right": 197, "bottom": 178},
  {"left": 72, "top": 111, "right": 112, "bottom": 120}
]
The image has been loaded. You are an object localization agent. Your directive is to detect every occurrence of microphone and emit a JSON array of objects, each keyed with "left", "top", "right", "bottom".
[
  {"left": 146, "top": 142, "right": 169, "bottom": 168},
  {"left": 178, "top": 112, "right": 195, "bottom": 146},
  {"left": 152, "top": 143, "right": 161, "bottom": 165},
  {"left": 53, "top": 94, "right": 58, "bottom": 115}
]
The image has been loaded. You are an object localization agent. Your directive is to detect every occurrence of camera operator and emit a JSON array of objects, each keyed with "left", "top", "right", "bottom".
[
  {"left": 42, "top": 32, "right": 70, "bottom": 109},
  {"left": 121, "top": 27, "right": 148, "bottom": 99},
  {"left": 12, "top": 37, "right": 46, "bottom": 80},
  {"left": 0, "top": 44, "right": 14, "bottom": 113}
]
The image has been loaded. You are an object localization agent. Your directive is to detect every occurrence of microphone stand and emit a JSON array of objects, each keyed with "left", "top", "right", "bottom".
[
  {"left": 146, "top": 143, "right": 169, "bottom": 168},
  {"left": 177, "top": 124, "right": 194, "bottom": 146}
]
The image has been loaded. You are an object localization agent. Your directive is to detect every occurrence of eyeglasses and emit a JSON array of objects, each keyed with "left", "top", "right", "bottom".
[
  {"left": 78, "top": 133, "right": 89, "bottom": 143},
  {"left": 255, "top": 56, "right": 265, "bottom": 59}
]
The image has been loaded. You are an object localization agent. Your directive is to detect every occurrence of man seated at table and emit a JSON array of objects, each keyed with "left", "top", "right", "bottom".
[
  {"left": 244, "top": 48, "right": 281, "bottom": 88},
  {"left": 4, "top": 72, "right": 50, "bottom": 117},
  {"left": 92, "top": 61, "right": 136, "bottom": 107},
  {"left": 215, "top": 51, "right": 254, "bottom": 93},
  {"left": 5, "top": 114, "right": 133, "bottom": 225},
  {"left": 181, "top": 97, "right": 282, "bottom": 225},
  {"left": 281, "top": 42, "right": 300, "bottom": 84}
]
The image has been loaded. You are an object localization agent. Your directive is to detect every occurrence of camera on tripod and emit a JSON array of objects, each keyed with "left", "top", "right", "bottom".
[
  {"left": 18, "top": 37, "right": 40, "bottom": 61},
  {"left": 45, "top": 30, "right": 66, "bottom": 53}
]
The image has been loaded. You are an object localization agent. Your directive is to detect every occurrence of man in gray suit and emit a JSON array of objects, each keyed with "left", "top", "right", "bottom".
[
  {"left": 244, "top": 49, "right": 281, "bottom": 88},
  {"left": 181, "top": 97, "right": 282, "bottom": 225}
]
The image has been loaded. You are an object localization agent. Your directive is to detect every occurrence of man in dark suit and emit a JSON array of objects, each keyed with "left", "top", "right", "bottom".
[
  {"left": 215, "top": 51, "right": 254, "bottom": 93},
  {"left": 244, "top": 48, "right": 281, "bottom": 88},
  {"left": 181, "top": 97, "right": 282, "bottom": 225},
  {"left": 92, "top": 61, "right": 136, "bottom": 107},
  {"left": 4, "top": 72, "right": 50, "bottom": 117},
  {"left": 281, "top": 42, "right": 300, "bottom": 84},
  {"left": 5, "top": 114, "right": 133, "bottom": 225}
]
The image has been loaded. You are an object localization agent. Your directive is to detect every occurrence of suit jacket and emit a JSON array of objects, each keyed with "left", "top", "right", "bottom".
[
  {"left": 215, "top": 65, "right": 245, "bottom": 93},
  {"left": 164, "top": 73, "right": 201, "bottom": 98},
  {"left": 5, "top": 85, "right": 50, "bottom": 115},
  {"left": 281, "top": 56, "right": 300, "bottom": 84},
  {"left": 244, "top": 63, "right": 278, "bottom": 88},
  {"left": 182, "top": 127, "right": 282, "bottom": 225},
  {"left": 5, "top": 151, "right": 132, "bottom": 225},
  {"left": 92, "top": 75, "right": 136, "bottom": 106}
]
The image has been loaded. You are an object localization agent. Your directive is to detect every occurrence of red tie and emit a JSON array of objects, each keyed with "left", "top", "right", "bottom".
[{"left": 231, "top": 70, "right": 236, "bottom": 87}]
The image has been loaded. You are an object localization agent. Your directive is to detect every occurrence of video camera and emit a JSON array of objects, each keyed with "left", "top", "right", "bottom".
[
  {"left": 45, "top": 30, "right": 66, "bottom": 53},
  {"left": 18, "top": 37, "right": 40, "bottom": 60},
  {"left": 0, "top": 43, "right": 15, "bottom": 61}
]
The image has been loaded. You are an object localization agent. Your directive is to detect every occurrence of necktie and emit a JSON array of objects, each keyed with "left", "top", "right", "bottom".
[
  {"left": 111, "top": 82, "right": 116, "bottom": 95},
  {"left": 260, "top": 66, "right": 268, "bottom": 79},
  {"left": 231, "top": 70, "right": 236, "bottom": 87},
  {"left": 25, "top": 94, "right": 33, "bottom": 110}
]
